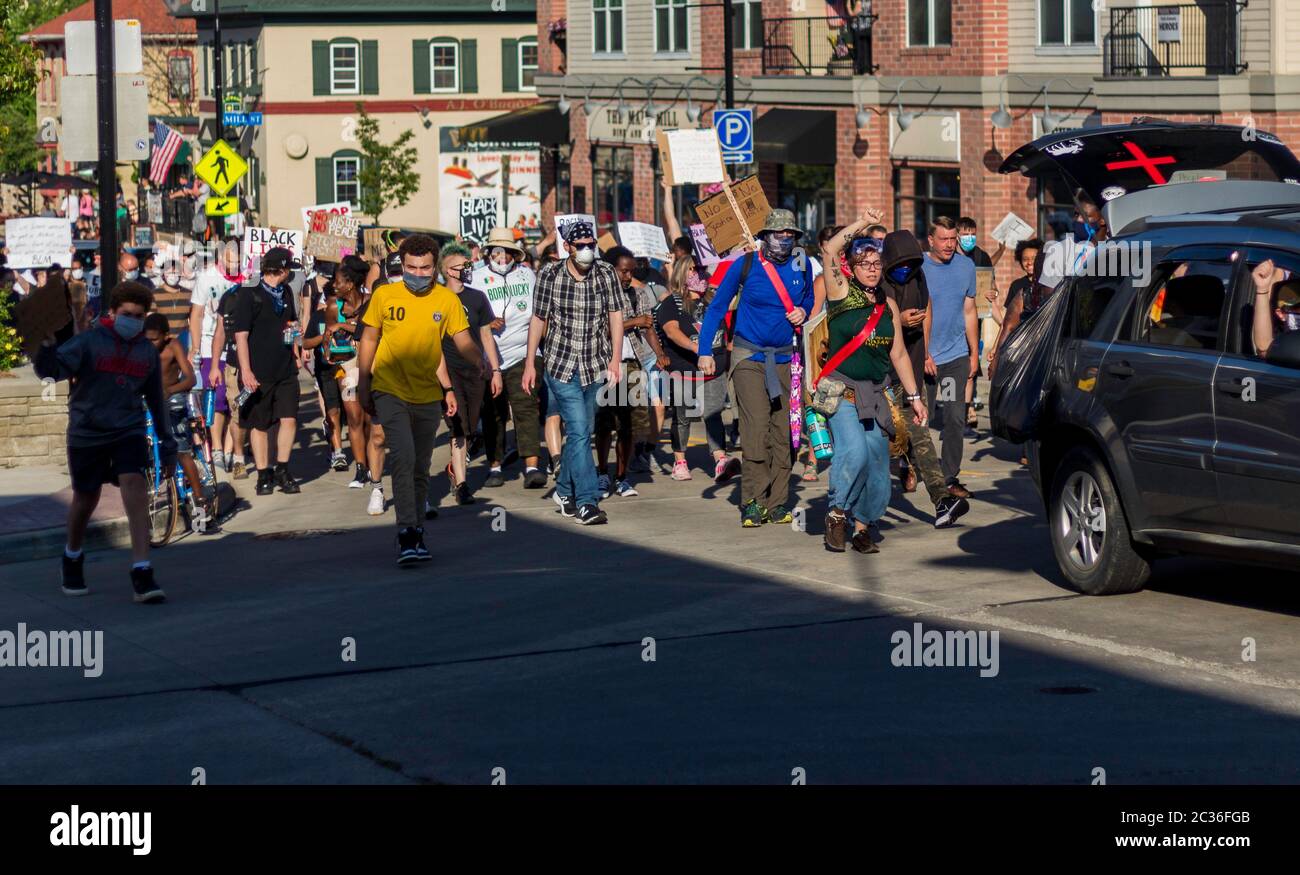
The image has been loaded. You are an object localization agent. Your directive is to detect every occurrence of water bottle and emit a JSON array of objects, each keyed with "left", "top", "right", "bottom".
[{"left": 805, "top": 409, "right": 834, "bottom": 461}]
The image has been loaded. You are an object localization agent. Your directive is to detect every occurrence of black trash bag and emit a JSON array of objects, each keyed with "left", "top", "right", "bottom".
[{"left": 989, "top": 281, "right": 1072, "bottom": 443}]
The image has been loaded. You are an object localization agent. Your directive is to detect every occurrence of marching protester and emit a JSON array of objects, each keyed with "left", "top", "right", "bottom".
[
  {"left": 35, "top": 281, "right": 172, "bottom": 604},
  {"left": 697, "top": 209, "right": 816, "bottom": 528},
  {"left": 472, "top": 227, "right": 548, "bottom": 489},
  {"left": 921, "top": 217, "right": 979, "bottom": 501},
  {"left": 232, "top": 247, "right": 304, "bottom": 496},
  {"left": 1250, "top": 258, "right": 1300, "bottom": 357},
  {"left": 203, "top": 244, "right": 250, "bottom": 479},
  {"left": 151, "top": 265, "right": 191, "bottom": 349},
  {"left": 438, "top": 242, "right": 502, "bottom": 505},
  {"left": 357, "top": 235, "right": 478, "bottom": 564},
  {"left": 523, "top": 221, "right": 624, "bottom": 525},
  {"left": 817, "top": 214, "right": 930, "bottom": 554},
  {"left": 987, "top": 238, "right": 1043, "bottom": 380}
]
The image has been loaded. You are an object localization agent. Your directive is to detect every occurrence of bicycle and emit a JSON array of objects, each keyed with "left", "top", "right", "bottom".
[{"left": 144, "top": 391, "right": 222, "bottom": 547}]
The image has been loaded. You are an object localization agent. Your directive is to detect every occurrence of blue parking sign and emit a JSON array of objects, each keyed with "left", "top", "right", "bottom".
[{"left": 713, "top": 108, "right": 753, "bottom": 164}]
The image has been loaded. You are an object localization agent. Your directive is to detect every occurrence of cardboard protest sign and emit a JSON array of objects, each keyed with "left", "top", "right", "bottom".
[
  {"left": 300, "top": 201, "right": 352, "bottom": 233},
  {"left": 458, "top": 195, "right": 498, "bottom": 245},
  {"left": 3, "top": 218, "right": 73, "bottom": 269},
  {"left": 362, "top": 227, "right": 404, "bottom": 262},
  {"left": 303, "top": 210, "right": 360, "bottom": 262},
  {"left": 15, "top": 275, "right": 72, "bottom": 358},
  {"left": 975, "top": 267, "right": 997, "bottom": 320},
  {"left": 596, "top": 231, "right": 618, "bottom": 253},
  {"left": 688, "top": 223, "right": 720, "bottom": 267},
  {"left": 655, "top": 128, "right": 726, "bottom": 186},
  {"left": 693, "top": 175, "right": 770, "bottom": 254},
  {"left": 616, "top": 222, "right": 670, "bottom": 260},
  {"left": 554, "top": 213, "right": 597, "bottom": 258},
  {"left": 243, "top": 226, "right": 303, "bottom": 274},
  {"left": 990, "top": 211, "right": 1034, "bottom": 248}
]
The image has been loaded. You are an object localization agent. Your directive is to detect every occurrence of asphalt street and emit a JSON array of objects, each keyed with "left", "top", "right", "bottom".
[{"left": 3, "top": 404, "right": 1300, "bottom": 785}]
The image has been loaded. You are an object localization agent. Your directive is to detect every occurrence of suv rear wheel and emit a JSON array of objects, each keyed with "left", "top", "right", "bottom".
[{"left": 1048, "top": 446, "right": 1151, "bottom": 595}]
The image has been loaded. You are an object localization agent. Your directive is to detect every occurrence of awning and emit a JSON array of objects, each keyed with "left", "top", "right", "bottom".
[
  {"left": 457, "top": 101, "right": 567, "bottom": 147},
  {"left": 755, "top": 109, "right": 837, "bottom": 165}
]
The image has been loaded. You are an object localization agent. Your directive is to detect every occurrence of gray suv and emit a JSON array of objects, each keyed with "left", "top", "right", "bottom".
[{"left": 994, "top": 122, "right": 1300, "bottom": 594}]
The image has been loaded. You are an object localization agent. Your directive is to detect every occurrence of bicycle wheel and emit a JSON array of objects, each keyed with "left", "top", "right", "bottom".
[{"left": 147, "top": 466, "right": 178, "bottom": 548}]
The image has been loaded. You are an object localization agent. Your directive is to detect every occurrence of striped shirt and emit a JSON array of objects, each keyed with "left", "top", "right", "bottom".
[{"left": 151, "top": 285, "right": 192, "bottom": 338}]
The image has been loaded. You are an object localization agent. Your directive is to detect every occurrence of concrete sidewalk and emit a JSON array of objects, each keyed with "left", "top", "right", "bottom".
[{"left": 0, "top": 465, "right": 130, "bottom": 563}]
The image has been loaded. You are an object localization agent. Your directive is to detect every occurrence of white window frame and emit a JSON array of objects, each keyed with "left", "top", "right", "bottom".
[
  {"left": 735, "top": 0, "right": 763, "bottom": 50},
  {"left": 906, "top": 0, "right": 952, "bottom": 48},
  {"left": 518, "top": 39, "right": 538, "bottom": 92},
  {"left": 1037, "top": 0, "right": 1099, "bottom": 48},
  {"left": 333, "top": 156, "right": 360, "bottom": 205},
  {"left": 654, "top": 0, "right": 689, "bottom": 54},
  {"left": 330, "top": 41, "right": 360, "bottom": 95},
  {"left": 430, "top": 41, "right": 460, "bottom": 93},
  {"left": 592, "top": 0, "right": 625, "bottom": 55}
]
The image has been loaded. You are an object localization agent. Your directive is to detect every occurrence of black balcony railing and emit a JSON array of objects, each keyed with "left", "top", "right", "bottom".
[
  {"left": 1104, "top": 1, "right": 1245, "bottom": 77},
  {"left": 761, "top": 15, "right": 872, "bottom": 76}
]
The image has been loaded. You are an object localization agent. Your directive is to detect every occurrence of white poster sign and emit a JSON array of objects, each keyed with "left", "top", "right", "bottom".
[
  {"left": 1157, "top": 7, "right": 1181, "bottom": 42},
  {"left": 616, "top": 222, "right": 671, "bottom": 261},
  {"left": 688, "top": 223, "right": 721, "bottom": 267},
  {"left": 438, "top": 128, "right": 542, "bottom": 242},
  {"left": 554, "top": 213, "right": 597, "bottom": 259},
  {"left": 3, "top": 218, "right": 73, "bottom": 268},
  {"left": 243, "top": 226, "right": 303, "bottom": 274},
  {"left": 662, "top": 129, "right": 727, "bottom": 185},
  {"left": 299, "top": 201, "right": 352, "bottom": 233},
  {"left": 990, "top": 212, "right": 1035, "bottom": 248}
]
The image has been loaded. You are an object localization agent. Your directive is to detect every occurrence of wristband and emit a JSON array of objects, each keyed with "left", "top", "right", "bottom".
[
  {"left": 907, "top": 393, "right": 922, "bottom": 402},
  {"left": 442, "top": 386, "right": 454, "bottom": 394}
]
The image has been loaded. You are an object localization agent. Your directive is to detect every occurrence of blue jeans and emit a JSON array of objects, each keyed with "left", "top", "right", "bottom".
[
  {"left": 826, "top": 401, "right": 890, "bottom": 527},
  {"left": 545, "top": 371, "right": 604, "bottom": 507}
]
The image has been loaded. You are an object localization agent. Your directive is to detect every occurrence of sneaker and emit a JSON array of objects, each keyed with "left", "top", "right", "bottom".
[
  {"left": 231, "top": 460, "right": 248, "bottom": 480},
  {"left": 484, "top": 468, "right": 505, "bottom": 488},
  {"left": 671, "top": 460, "right": 693, "bottom": 481},
  {"left": 741, "top": 500, "right": 766, "bottom": 528},
  {"left": 367, "top": 486, "right": 386, "bottom": 515},
  {"left": 628, "top": 448, "right": 651, "bottom": 474},
  {"left": 824, "top": 509, "right": 848, "bottom": 552},
  {"left": 414, "top": 527, "right": 432, "bottom": 561},
  {"left": 274, "top": 466, "right": 301, "bottom": 494},
  {"left": 766, "top": 505, "right": 793, "bottom": 525},
  {"left": 597, "top": 473, "right": 612, "bottom": 499},
  {"left": 615, "top": 479, "right": 638, "bottom": 497},
  {"left": 61, "top": 553, "right": 88, "bottom": 597},
  {"left": 455, "top": 482, "right": 474, "bottom": 505},
  {"left": 867, "top": 522, "right": 882, "bottom": 543},
  {"left": 549, "top": 456, "right": 562, "bottom": 477},
  {"left": 934, "top": 496, "right": 970, "bottom": 529},
  {"left": 330, "top": 449, "right": 348, "bottom": 471},
  {"left": 130, "top": 566, "right": 166, "bottom": 604},
  {"left": 963, "top": 425, "right": 978, "bottom": 439},
  {"left": 947, "top": 481, "right": 973, "bottom": 500},
  {"left": 396, "top": 528, "right": 422, "bottom": 566},
  {"left": 850, "top": 530, "right": 880, "bottom": 554},
  {"left": 553, "top": 491, "right": 577, "bottom": 518},
  {"left": 523, "top": 468, "right": 547, "bottom": 489},
  {"left": 424, "top": 499, "right": 439, "bottom": 521},
  {"left": 255, "top": 469, "right": 274, "bottom": 496},
  {"left": 576, "top": 503, "right": 607, "bottom": 525},
  {"left": 714, "top": 456, "right": 741, "bottom": 484},
  {"left": 212, "top": 450, "right": 226, "bottom": 472},
  {"left": 349, "top": 464, "right": 368, "bottom": 488}
]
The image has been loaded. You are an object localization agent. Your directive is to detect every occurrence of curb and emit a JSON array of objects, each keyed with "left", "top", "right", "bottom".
[{"left": 0, "top": 517, "right": 132, "bottom": 566}]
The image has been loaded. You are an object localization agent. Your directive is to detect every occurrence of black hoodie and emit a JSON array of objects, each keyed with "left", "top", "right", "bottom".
[{"left": 881, "top": 230, "right": 929, "bottom": 385}]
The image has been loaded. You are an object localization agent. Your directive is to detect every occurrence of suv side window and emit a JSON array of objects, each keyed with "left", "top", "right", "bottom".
[
  {"left": 1230, "top": 250, "right": 1300, "bottom": 358},
  {"left": 1131, "top": 256, "right": 1233, "bottom": 351},
  {"left": 1064, "top": 277, "right": 1121, "bottom": 340}
]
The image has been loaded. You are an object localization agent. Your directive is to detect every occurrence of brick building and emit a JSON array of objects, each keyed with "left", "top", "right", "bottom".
[{"left": 505, "top": 0, "right": 1300, "bottom": 290}]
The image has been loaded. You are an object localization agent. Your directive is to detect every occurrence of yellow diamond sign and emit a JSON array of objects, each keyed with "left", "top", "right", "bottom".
[
  {"left": 195, "top": 139, "right": 248, "bottom": 197},
  {"left": 205, "top": 196, "right": 239, "bottom": 216}
]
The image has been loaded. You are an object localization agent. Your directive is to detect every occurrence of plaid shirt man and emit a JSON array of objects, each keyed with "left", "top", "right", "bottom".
[{"left": 534, "top": 258, "right": 622, "bottom": 386}]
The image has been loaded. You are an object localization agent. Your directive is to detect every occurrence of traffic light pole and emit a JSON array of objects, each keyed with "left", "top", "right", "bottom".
[
  {"left": 722, "top": 0, "right": 734, "bottom": 109},
  {"left": 95, "top": 0, "right": 118, "bottom": 292}
]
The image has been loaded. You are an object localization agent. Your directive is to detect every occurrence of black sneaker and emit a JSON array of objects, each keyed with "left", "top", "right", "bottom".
[
  {"left": 413, "top": 527, "right": 432, "bottom": 562},
  {"left": 61, "top": 553, "right": 88, "bottom": 597},
  {"left": 934, "top": 496, "right": 970, "bottom": 529},
  {"left": 523, "top": 468, "right": 547, "bottom": 489},
  {"left": 396, "top": 528, "right": 422, "bottom": 566},
  {"left": 349, "top": 463, "right": 368, "bottom": 489},
  {"left": 424, "top": 499, "right": 439, "bottom": 521},
  {"left": 274, "top": 466, "right": 301, "bottom": 494},
  {"left": 576, "top": 504, "right": 607, "bottom": 525},
  {"left": 484, "top": 469, "right": 505, "bottom": 488},
  {"left": 255, "top": 469, "right": 274, "bottom": 495},
  {"left": 553, "top": 492, "right": 577, "bottom": 517},
  {"left": 130, "top": 567, "right": 166, "bottom": 604},
  {"left": 455, "top": 482, "right": 474, "bottom": 505}
]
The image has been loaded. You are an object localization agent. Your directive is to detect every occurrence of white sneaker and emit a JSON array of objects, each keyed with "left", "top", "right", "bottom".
[{"left": 367, "top": 486, "right": 386, "bottom": 515}]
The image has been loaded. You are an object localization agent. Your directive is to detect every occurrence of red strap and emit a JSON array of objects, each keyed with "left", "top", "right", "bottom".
[
  {"left": 757, "top": 256, "right": 797, "bottom": 314},
  {"left": 814, "top": 304, "right": 886, "bottom": 389}
]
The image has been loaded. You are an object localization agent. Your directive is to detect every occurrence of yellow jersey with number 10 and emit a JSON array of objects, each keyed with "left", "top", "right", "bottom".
[{"left": 362, "top": 281, "right": 470, "bottom": 405}]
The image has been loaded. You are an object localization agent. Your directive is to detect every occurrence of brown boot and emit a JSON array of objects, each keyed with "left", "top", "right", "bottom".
[
  {"left": 824, "top": 509, "right": 847, "bottom": 552},
  {"left": 850, "top": 529, "right": 880, "bottom": 554}
]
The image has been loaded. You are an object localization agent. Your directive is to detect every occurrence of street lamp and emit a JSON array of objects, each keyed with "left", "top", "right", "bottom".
[
  {"left": 674, "top": 76, "right": 723, "bottom": 127},
  {"left": 886, "top": 78, "right": 939, "bottom": 132},
  {"left": 995, "top": 74, "right": 1090, "bottom": 134}
]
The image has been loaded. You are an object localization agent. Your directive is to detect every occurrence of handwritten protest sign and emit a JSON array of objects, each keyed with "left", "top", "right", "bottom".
[
  {"left": 303, "top": 210, "right": 360, "bottom": 262},
  {"left": 362, "top": 227, "right": 404, "bottom": 262},
  {"left": 975, "top": 267, "right": 997, "bottom": 320},
  {"left": 596, "top": 231, "right": 618, "bottom": 253},
  {"left": 554, "top": 213, "right": 597, "bottom": 258},
  {"left": 688, "top": 223, "right": 720, "bottom": 267},
  {"left": 990, "top": 211, "right": 1034, "bottom": 248},
  {"left": 458, "top": 195, "right": 499, "bottom": 245},
  {"left": 693, "top": 175, "right": 770, "bottom": 254},
  {"left": 243, "top": 226, "right": 303, "bottom": 274},
  {"left": 3, "top": 218, "right": 73, "bottom": 269},
  {"left": 300, "top": 201, "right": 352, "bottom": 233},
  {"left": 655, "top": 128, "right": 726, "bottom": 186},
  {"left": 616, "top": 222, "right": 670, "bottom": 260}
]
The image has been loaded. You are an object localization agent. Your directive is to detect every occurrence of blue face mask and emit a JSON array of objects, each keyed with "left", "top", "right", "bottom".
[
  {"left": 1073, "top": 220, "right": 1098, "bottom": 242},
  {"left": 959, "top": 235, "right": 977, "bottom": 253},
  {"left": 403, "top": 272, "right": 433, "bottom": 292},
  {"left": 113, "top": 314, "right": 144, "bottom": 340},
  {"left": 888, "top": 264, "right": 916, "bottom": 284}
]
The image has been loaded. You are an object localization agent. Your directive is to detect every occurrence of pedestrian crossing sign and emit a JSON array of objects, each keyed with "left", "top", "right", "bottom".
[
  {"left": 195, "top": 139, "right": 247, "bottom": 196},
  {"left": 205, "top": 196, "right": 239, "bottom": 216}
]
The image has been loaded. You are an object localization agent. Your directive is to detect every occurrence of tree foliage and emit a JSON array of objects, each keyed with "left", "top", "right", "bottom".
[
  {"left": 0, "top": 1, "right": 84, "bottom": 161},
  {"left": 354, "top": 105, "right": 420, "bottom": 225}
]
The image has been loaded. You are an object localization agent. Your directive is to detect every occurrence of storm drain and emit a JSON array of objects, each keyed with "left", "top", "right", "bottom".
[
  {"left": 252, "top": 529, "right": 349, "bottom": 541},
  {"left": 1039, "top": 686, "right": 1098, "bottom": 695}
]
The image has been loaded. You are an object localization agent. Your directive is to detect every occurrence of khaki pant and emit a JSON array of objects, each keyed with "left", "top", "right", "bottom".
[
  {"left": 731, "top": 357, "right": 793, "bottom": 511},
  {"left": 223, "top": 362, "right": 242, "bottom": 427}
]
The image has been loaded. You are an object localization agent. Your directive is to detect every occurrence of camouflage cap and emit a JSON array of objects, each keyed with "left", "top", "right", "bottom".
[{"left": 758, "top": 209, "right": 801, "bottom": 237}]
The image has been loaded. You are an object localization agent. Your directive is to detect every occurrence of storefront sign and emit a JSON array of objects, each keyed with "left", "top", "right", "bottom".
[{"left": 589, "top": 106, "right": 683, "bottom": 144}]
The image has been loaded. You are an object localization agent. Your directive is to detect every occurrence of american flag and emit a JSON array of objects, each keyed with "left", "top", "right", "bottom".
[{"left": 148, "top": 120, "right": 183, "bottom": 186}]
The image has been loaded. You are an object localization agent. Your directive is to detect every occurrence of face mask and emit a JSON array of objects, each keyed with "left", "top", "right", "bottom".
[
  {"left": 72, "top": 269, "right": 84, "bottom": 280},
  {"left": 149, "top": 268, "right": 162, "bottom": 279},
  {"left": 490, "top": 260, "right": 511, "bottom": 276},
  {"left": 685, "top": 272, "right": 708, "bottom": 294},
  {"left": 763, "top": 236, "right": 795, "bottom": 261},
  {"left": 164, "top": 273, "right": 180, "bottom": 287},
  {"left": 1284, "top": 312, "right": 1300, "bottom": 332},
  {"left": 123, "top": 269, "right": 139, "bottom": 281},
  {"left": 573, "top": 246, "right": 596, "bottom": 267},
  {"left": 888, "top": 264, "right": 916, "bottom": 284},
  {"left": 403, "top": 272, "right": 433, "bottom": 292},
  {"left": 959, "top": 235, "right": 977, "bottom": 253},
  {"left": 1073, "top": 220, "right": 1098, "bottom": 242},
  {"left": 113, "top": 314, "right": 144, "bottom": 340}
]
